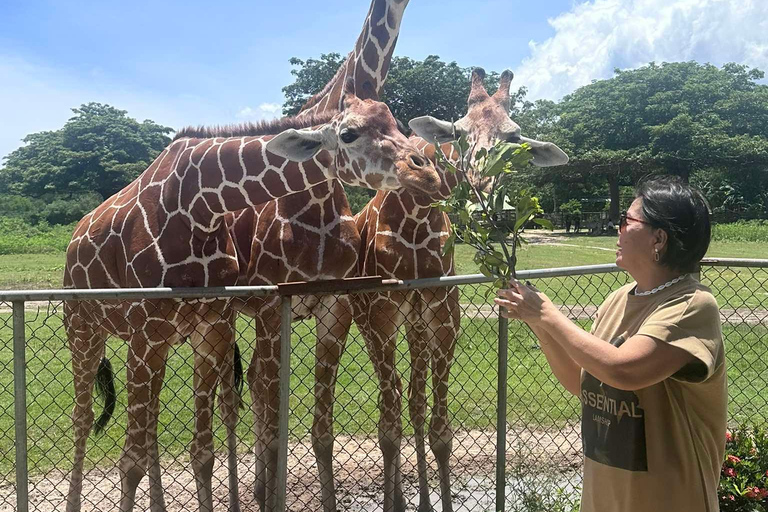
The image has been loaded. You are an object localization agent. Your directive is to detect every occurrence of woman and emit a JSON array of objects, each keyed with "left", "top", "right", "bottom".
[{"left": 496, "top": 176, "right": 726, "bottom": 512}]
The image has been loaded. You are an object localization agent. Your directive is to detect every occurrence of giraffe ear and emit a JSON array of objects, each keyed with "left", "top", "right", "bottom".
[
  {"left": 265, "top": 126, "right": 337, "bottom": 162},
  {"left": 408, "top": 116, "right": 460, "bottom": 144},
  {"left": 519, "top": 136, "right": 569, "bottom": 167}
]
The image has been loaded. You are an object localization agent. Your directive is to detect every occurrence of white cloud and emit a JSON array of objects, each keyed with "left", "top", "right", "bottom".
[
  {"left": 515, "top": 0, "right": 768, "bottom": 101},
  {"left": 236, "top": 103, "right": 283, "bottom": 120}
]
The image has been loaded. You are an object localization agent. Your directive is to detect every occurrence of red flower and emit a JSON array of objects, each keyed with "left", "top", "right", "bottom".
[
  {"left": 726, "top": 431, "right": 733, "bottom": 442},
  {"left": 724, "top": 467, "right": 737, "bottom": 478},
  {"left": 745, "top": 487, "right": 762, "bottom": 499},
  {"left": 727, "top": 455, "right": 741, "bottom": 464}
]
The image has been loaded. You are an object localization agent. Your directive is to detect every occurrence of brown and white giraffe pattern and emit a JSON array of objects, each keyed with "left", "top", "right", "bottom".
[
  {"left": 63, "top": 95, "right": 438, "bottom": 512},
  {"left": 223, "top": 2, "right": 412, "bottom": 511},
  {"left": 349, "top": 68, "right": 565, "bottom": 512}
]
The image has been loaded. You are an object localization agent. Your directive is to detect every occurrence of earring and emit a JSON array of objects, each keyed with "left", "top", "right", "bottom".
[{"left": 654, "top": 249, "right": 660, "bottom": 262}]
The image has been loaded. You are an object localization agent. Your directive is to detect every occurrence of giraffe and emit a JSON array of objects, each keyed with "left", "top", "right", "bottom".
[
  {"left": 63, "top": 89, "right": 439, "bottom": 512},
  {"left": 225, "top": 1, "right": 412, "bottom": 510},
  {"left": 351, "top": 68, "right": 568, "bottom": 512}
]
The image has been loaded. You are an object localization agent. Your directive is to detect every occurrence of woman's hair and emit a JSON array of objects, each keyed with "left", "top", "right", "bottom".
[{"left": 635, "top": 175, "right": 711, "bottom": 273}]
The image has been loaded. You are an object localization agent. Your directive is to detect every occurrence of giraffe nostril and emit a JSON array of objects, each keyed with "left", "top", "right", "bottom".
[{"left": 409, "top": 154, "right": 426, "bottom": 168}]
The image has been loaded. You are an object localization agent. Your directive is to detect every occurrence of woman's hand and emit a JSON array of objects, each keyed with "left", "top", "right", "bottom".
[{"left": 494, "top": 280, "right": 553, "bottom": 325}]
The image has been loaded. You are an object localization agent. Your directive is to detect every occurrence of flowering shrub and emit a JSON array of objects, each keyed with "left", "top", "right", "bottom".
[{"left": 719, "top": 426, "right": 768, "bottom": 511}]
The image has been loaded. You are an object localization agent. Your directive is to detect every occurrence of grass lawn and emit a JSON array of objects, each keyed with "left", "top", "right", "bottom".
[
  {"left": 0, "top": 253, "right": 66, "bottom": 290},
  {"left": 1, "top": 310, "right": 765, "bottom": 477}
]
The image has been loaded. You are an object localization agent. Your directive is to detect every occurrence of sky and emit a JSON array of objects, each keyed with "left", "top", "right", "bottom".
[{"left": 1, "top": 0, "right": 767, "bottom": 161}]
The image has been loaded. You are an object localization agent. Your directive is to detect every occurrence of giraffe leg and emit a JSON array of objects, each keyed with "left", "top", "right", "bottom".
[
  {"left": 355, "top": 298, "right": 405, "bottom": 512},
  {"left": 65, "top": 317, "right": 106, "bottom": 512},
  {"left": 189, "top": 325, "right": 234, "bottom": 512},
  {"left": 146, "top": 347, "right": 170, "bottom": 512},
  {"left": 405, "top": 322, "right": 432, "bottom": 512},
  {"left": 119, "top": 336, "right": 169, "bottom": 512},
  {"left": 216, "top": 314, "right": 242, "bottom": 512},
  {"left": 312, "top": 295, "right": 352, "bottom": 512},
  {"left": 426, "top": 289, "right": 460, "bottom": 512},
  {"left": 248, "top": 311, "right": 281, "bottom": 511},
  {"left": 146, "top": 411, "right": 167, "bottom": 512}
]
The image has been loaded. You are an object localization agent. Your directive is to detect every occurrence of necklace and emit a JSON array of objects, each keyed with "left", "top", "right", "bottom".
[{"left": 634, "top": 274, "right": 689, "bottom": 296}]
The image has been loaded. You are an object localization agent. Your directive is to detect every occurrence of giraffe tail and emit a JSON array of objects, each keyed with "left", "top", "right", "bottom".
[
  {"left": 93, "top": 357, "right": 117, "bottom": 435},
  {"left": 234, "top": 343, "right": 245, "bottom": 410}
]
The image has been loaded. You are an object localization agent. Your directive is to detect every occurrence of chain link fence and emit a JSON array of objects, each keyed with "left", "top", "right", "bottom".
[{"left": 0, "top": 259, "right": 766, "bottom": 511}]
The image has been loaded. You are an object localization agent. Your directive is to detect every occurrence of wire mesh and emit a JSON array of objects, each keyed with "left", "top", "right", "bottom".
[{"left": 0, "top": 263, "right": 765, "bottom": 511}]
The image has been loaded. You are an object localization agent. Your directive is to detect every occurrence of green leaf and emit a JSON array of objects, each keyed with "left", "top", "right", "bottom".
[
  {"left": 442, "top": 232, "right": 456, "bottom": 256},
  {"left": 514, "top": 213, "right": 530, "bottom": 232},
  {"left": 533, "top": 217, "right": 554, "bottom": 230}
]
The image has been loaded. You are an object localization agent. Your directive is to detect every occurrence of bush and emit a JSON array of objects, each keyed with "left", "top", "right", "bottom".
[
  {"left": 0, "top": 193, "right": 102, "bottom": 225},
  {"left": 0, "top": 217, "right": 76, "bottom": 254},
  {"left": 719, "top": 426, "right": 768, "bottom": 511},
  {"left": 712, "top": 220, "right": 768, "bottom": 243},
  {"left": 559, "top": 199, "right": 582, "bottom": 216}
]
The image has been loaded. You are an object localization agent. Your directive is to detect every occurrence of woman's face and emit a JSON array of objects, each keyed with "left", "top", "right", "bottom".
[{"left": 616, "top": 197, "right": 656, "bottom": 272}]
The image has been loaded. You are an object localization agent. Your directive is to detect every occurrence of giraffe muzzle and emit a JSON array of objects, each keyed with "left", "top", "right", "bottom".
[{"left": 397, "top": 152, "right": 441, "bottom": 196}]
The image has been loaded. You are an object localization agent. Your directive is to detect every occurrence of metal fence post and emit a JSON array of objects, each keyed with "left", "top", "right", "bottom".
[
  {"left": 13, "top": 301, "right": 29, "bottom": 512},
  {"left": 495, "top": 314, "right": 509, "bottom": 512},
  {"left": 275, "top": 295, "right": 293, "bottom": 511}
]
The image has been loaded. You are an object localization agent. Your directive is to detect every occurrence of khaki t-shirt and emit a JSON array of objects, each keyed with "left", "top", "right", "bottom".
[{"left": 580, "top": 277, "right": 727, "bottom": 512}]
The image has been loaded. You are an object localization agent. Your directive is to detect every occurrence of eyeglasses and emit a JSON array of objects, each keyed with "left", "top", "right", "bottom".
[{"left": 619, "top": 211, "right": 650, "bottom": 233}]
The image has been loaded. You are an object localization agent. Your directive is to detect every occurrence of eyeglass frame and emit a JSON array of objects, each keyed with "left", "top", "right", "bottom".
[{"left": 619, "top": 210, "right": 651, "bottom": 233}]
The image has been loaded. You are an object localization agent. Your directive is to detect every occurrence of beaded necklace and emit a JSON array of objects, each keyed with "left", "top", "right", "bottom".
[{"left": 634, "top": 274, "right": 689, "bottom": 297}]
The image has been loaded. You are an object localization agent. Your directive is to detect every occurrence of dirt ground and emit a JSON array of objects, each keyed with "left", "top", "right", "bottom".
[{"left": 2, "top": 426, "right": 582, "bottom": 512}]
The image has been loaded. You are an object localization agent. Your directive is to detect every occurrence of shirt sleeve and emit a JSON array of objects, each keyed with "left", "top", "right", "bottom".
[{"left": 635, "top": 290, "right": 723, "bottom": 383}]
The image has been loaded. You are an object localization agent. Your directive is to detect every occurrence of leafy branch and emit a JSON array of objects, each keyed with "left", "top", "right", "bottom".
[{"left": 432, "top": 135, "right": 552, "bottom": 289}]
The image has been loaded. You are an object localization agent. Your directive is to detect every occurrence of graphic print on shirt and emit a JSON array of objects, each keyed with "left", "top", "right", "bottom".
[{"left": 581, "top": 334, "right": 648, "bottom": 471}]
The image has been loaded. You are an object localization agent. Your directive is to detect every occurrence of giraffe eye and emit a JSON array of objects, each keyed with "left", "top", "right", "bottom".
[{"left": 340, "top": 129, "right": 359, "bottom": 144}]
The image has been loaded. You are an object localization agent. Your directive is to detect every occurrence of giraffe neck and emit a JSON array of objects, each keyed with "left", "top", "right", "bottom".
[{"left": 299, "top": 0, "right": 409, "bottom": 116}]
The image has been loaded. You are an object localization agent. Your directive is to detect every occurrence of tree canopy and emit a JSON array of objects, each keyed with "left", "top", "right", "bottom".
[
  {"left": 1, "top": 103, "right": 172, "bottom": 200},
  {"left": 538, "top": 62, "right": 768, "bottom": 219},
  {"left": 282, "top": 53, "right": 507, "bottom": 124}
]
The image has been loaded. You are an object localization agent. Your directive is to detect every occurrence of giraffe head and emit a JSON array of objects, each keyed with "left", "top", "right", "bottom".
[
  {"left": 267, "top": 80, "right": 440, "bottom": 196},
  {"left": 408, "top": 68, "right": 568, "bottom": 191}
]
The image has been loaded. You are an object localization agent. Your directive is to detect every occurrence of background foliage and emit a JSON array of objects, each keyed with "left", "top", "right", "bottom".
[{"left": 1, "top": 57, "right": 767, "bottom": 226}]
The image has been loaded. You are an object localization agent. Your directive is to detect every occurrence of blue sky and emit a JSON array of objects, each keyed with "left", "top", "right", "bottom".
[{"left": 2, "top": 0, "right": 767, "bottom": 161}]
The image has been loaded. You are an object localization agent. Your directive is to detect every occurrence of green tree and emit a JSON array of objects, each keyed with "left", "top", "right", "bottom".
[
  {"left": 282, "top": 53, "right": 505, "bottom": 126},
  {"left": 1, "top": 103, "right": 172, "bottom": 202},
  {"left": 540, "top": 61, "right": 768, "bottom": 220},
  {"left": 282, "top": 53, "right": 346, "bottom": 116}
]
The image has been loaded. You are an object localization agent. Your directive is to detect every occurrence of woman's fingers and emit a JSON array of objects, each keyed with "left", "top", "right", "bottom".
[{"left": 497, "top": 288, "right": 524, "bottom": 302}]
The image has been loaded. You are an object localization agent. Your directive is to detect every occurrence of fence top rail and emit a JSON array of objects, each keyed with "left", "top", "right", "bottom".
[
  {"left": 0, "top": 259, "right": 765, "bottom": 302},
  {"left": 0, "top": 284, "right": 280, "bottom": 302},
  {"left": 700, "top": 258, "right": 768, "bottom": 268}
]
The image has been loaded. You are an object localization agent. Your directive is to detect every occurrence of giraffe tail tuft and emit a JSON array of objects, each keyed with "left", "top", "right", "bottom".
[
  {"left": 93, "top": 357, "right": 117, "bottom": 435},
  {"left": 234, "top": 343, "right": 245, "bottom": 410}
]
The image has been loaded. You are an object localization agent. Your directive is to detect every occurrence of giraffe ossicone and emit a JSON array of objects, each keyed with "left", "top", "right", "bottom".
[{"left": 409, "top": 68, "right": 569, "bottom": 191}]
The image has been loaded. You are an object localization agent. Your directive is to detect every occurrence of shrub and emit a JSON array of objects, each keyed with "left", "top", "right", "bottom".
[
  {"left": 0, "top": 217, "right": 76, "bottom": 254},
  {"left": 719, "top": 426, "right": 768, "bottom": 511},
  {"left": 712, "top": 220, "right": 768, "bottom": 243}
]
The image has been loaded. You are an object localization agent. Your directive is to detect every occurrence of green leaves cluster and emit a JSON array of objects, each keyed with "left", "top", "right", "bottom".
[
  {"left": 0, "top": 103, "right": 172, "bottom": 203},
  {"left": 433, "top": 136, "right": 552, "bottom": 287}
]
